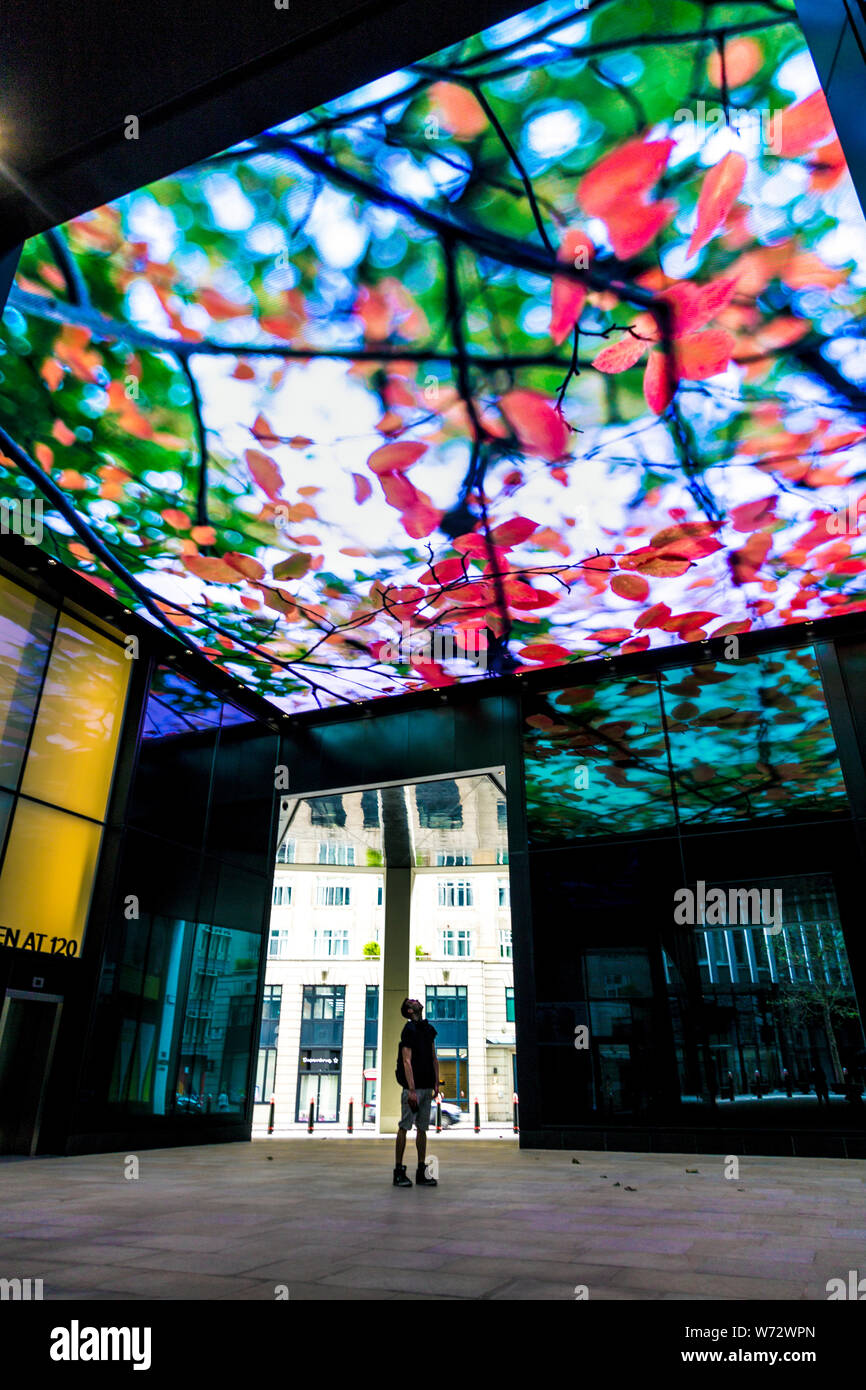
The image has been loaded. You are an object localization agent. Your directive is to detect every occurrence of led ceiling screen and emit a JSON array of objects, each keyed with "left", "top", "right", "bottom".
[{"left": 2, "top": 0, "right": 866, "bottom": 711}]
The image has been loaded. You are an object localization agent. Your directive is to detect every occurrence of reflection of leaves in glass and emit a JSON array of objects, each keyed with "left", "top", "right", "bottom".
[
  {"left": 524, "top": 648, "right": 848, "bottom": 844},
  {"left": 663, "top": 650, "right": 849, "bottom": 824},
  {"left": 1, "top": 2, "right": 865, "bottom": 711},
  {"left": 142, "top": 666, "right": 222, "bottom": 739},
  {"left": 524, "top": 677, "right": 673, "bottom": 842}
]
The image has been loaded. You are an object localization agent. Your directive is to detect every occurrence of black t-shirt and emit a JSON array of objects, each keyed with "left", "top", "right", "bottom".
[{"left": 396, "top": 1020, "right": 437, "bottom": 1089}]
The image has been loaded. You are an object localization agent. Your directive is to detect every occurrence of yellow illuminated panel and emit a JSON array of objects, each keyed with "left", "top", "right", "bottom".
[
  {"left": 0, "top": 574, "right": 55, "bottom": 793},
  {"left": 21, "top": 614, "right": 130, "bottom": 821},
  {"left": 0, "top": 799, "right": 102, "bottom": 955}
]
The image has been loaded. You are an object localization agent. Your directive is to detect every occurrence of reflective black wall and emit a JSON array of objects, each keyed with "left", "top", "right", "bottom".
[
  {"left": 63, "top": 664, "right": 279, "bottom": 1153},
  {"left": 519, "top": 639, "right": 866, "bottom": 1157}
]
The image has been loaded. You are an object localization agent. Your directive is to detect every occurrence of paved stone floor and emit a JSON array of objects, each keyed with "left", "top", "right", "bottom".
[{"left": 1, "top": 1138, "right": 864, "bottom": 1300}]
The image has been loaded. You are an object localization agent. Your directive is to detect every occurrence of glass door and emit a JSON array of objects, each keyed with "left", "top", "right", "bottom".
[{"left": 0, "top": 990, "right": 63, "bottom": 1154}]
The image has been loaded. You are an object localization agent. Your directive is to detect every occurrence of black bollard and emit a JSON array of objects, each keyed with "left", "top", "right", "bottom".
[
  {"left": 268, "top": 1094, "right": 275, "bottom": 1134},
  {"left": 513, "top": 1092, "right": 519, "bottom": 1133},
  {"left": 436, "top": 1098, "right": 442, "bottom": 1132},
  {"left": 308, "top": 1099, "right": 315, "bottom": 1133},
  {"left": 347, "top": 1098, "right": 354, "bottom": 1134},
  {"left": 474, "top": 1098, "right": 480, "bottom": 1133}
]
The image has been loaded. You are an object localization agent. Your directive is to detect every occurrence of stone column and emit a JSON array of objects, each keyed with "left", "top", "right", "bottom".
[
  {"left": 377, "top": 785, "right": 415, "bottom": 1135},
  {"left": 379, "top": 865, "right": 413, "bottom": 1134}
]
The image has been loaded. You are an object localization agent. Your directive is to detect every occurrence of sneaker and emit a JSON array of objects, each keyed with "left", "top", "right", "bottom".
[
  {"left": 393, "top": 1164, "right": 412, "bottom": 1187},
  {"left": 415, "top": 1165, "right": 438, "bottom": 1187}
]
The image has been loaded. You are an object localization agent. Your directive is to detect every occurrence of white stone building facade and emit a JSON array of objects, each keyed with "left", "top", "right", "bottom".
[{"left": 252, "top": 778, "right": 517, "bottom": 1130}]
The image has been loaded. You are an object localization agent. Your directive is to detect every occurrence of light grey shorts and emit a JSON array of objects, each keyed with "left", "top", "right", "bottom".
[{"left": 399, "top": 1087, "right": 434, "bottom": 1131}]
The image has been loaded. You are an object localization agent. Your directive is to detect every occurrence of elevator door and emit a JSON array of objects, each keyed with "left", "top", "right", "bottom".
[{"left": 0, "top": 990, "right": 63, "bottom": 1154}]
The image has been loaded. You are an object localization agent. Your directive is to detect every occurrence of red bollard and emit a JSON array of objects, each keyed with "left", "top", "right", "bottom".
[
  {"left": 347, "top": 1098, "right": 354, "bottom": 1134},
  {"left": 308, "top": 1099, "right": 315, "bottom": 1133},
  {"left": 513, "top": 1092, "right": 519, "bottom": 1133},
  {"left": 268, "top": 1094, "right": 275, "bottom": 1135},
  {"left": 474, "top": 1098, "right": 480, "bottom": 1132}
]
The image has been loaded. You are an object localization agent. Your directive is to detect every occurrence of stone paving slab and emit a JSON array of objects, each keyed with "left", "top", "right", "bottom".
[{"left": 0, "top": 1138, "right": 862, "bottom": 1300}]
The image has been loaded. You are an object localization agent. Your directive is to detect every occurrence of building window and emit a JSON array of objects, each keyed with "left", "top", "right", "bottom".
[
  {"left": 497, "top": 800, "right": 507, "bottom": 826},
  {"left": 318, "top": 842, "right": 355, "bottom": 865},
  {"left": 190, "top": 971, "right": 216, "bottom": 1001},
  {"left": 364, "top": 984, "right": 379, "bottom": 1077},
  {"left": 499, "top": 928, "right": 512, "bottom": 959},
  {"left": 505, "top": 987, "right": 515, "bottom": 1023},
  {"left": 276, "top": 839, "right": 295, "bottom": 863},
  {"left": 496, "top": 849, "right": 509, "bottom": 865},
  {"left": 436, "top": 853, "right": 472, "bottom": 866},
  {"left": 361, "top": 789, "right": 380, "bottom": 828},
  {"left": 498, "top": 879, "right": 510, "bottom": 908},
  {"left": 268, "top": 928, "right": 292, "bottom": 958},
  {"left": 376, "top": 877, "right": 383, "bottom": 907},
  {"left": 272, "top": 882, "right": 292, "bottom": 906},
  {"left": 315, "top": 882, "right": 351, "bottom": 907},
  {"left": 302, "top": 985, "right": 345, "bottom": 1022},
  {"left": 314, "top": 928, "right": 349, "bottom": 957},
  {"left": 438, "top": 879, "right": 473, "bottom": 909},
  {"left": 256, "top": 1047, "right": 277, "bottom": 1101},
  {"left": 255, "top": 984, "right": 281, "bottom": 1101},
  {"left": 310, "top": 794, "right": 346, "bottom": 828},
  {"left": 426, "top": 984, "right": 468, "bottom": 1020},
  {"left": 416, "top": 779, "right": 462, "bottom": 829},
  {"left": 441, "top": 928, "right": 472, "bottom": 957}
]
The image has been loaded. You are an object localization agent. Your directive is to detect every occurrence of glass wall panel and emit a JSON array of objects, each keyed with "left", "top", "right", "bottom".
[
  {"left": 524, "top": 648, "right": 849, "bottom": 848},
  {"left": 74, "top": 649, "right": 276, "bottom": 1136},
  {"left": 174, "top": 923, "right": 260, "bottom": 1116},
  {"left": 0, "top": 799, "right": 102, "bottom": 952},
  {"left": 669, "top": 874, "right": 866, "bottom": 1108},
  {"left": 0, "top": 575, "right": 55, "bottom": 794},
  {"left": 108, "top": 915, "right": 191, "bottom": 1113},
  {"left": 523, "top": 678, "right": 672, "bottom": 846},
  {"left": 206, "top": 707, "right": 279, "bottom": 874},
  {"left": 662, "top": 651, "right": 849, "bottom": 828},
  {"left": 21, "top": 615, "right": 129, "bottom": 820},
  {"left": 140, "top": 667, "right": 223, "bottom": 739},
  {"left": 127, "top": 666, "right": 221, "bottom": 846},
  {"left": 0, "top": 789, "right": 11, "bottom": 867}
]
